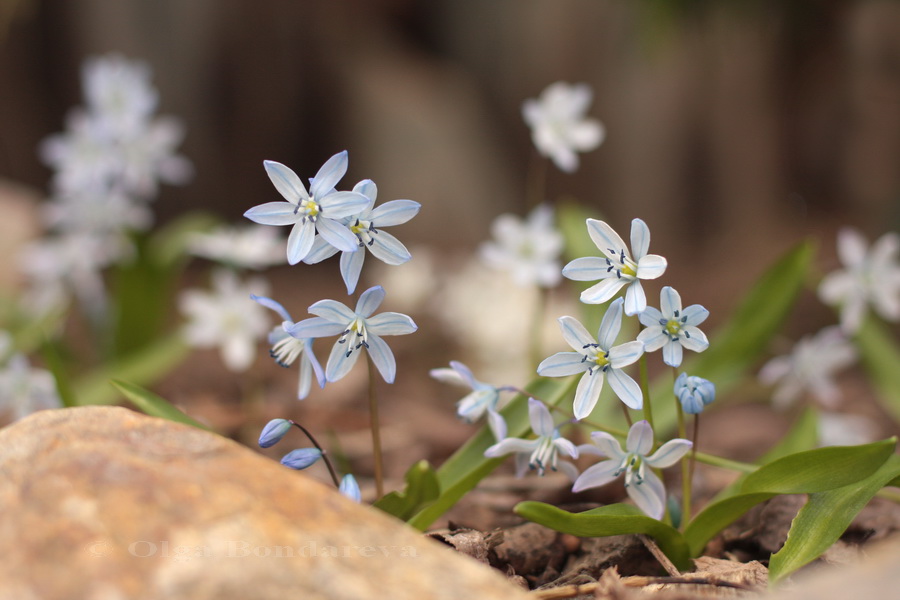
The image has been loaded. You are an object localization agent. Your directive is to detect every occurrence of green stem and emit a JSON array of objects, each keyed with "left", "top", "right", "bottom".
[
  {"left": 673, "top": 367, "right": 691, "bottom": 527},
  {"left": 290, "top": 421, "right": 341, "bottom": 488},
  {"left": 366, "top": 353, "right": 384, "bottom": 498},
  {"left": 639, "top": 355, "right": 654, "bottom": 430}
]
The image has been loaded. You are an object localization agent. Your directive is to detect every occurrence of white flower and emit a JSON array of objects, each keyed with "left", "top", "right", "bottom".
[
  {"left": 42, "top": 187, "right": 153, "bottom": 237},
  {"left": 817, "top": 411, "right": 878, "bottom": 447},
  {"left": 818, "top": 228, "right": 900, "bottom": 333},
  {"left": 758, "top": 326, "right": 857, "bottom": 409},
  {"left": 522, "top": 82, "right": 605, "bottom": 173},
  {"left": 573, "top": 420, "right": 691, "bottom": 520},
  {"left": 179, "top": 269, "right": 271, "bottom": 372},
  {"left": 188, "top": 225, "right": 286, "bottom": 270},
  {"left": 304, "top": 179, "right": 419, "bottom": 294},
  {"left": 0, "top": 354, "right": 62, "bottom": 421},
  {"left": 287, "top": 286, "right": 417, "bottom": 384},
  {"left": 251, "top": 295, "right": 325, "bottom": 400},
  {"left": 563, "top": 218, "right": 667, "bottom": 315},
  {"left": 538, "top": 298, "right": 644, "bottom": 419},
  {"left": 484, "top": 398, "right": 579, "bottom": 477},
  {"left": 637, "top": 286, "right": 710, "bottom": 367},
  {"left": 479, "top": 203, "right": 564, "bottom": 288},
  {"left": 82, "top": 53, "right": 159, "bottom": 136},
  {"left": 429, "top": 360, "right": 511, "bottom": 423},
  {"left": 243, "top": 152, "right": 371, "bottom": 265}
]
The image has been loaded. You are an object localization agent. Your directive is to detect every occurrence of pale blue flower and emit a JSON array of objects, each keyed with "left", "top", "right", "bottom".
[
  {"left": 304, "top": 179, "right": 419, "bottom": 293},
  {"left": 563, "top": 218, "right": 667, "bottom": 315},
  {"left": 484, "top": 398, "right": 579, "bottom": 477},
  {"left": 287, "top": 286, "right": 417, "bottom": 384},
  {"left": 258, "top": 418, "right": 292, "bottom": 448},
  {"left": 429, "top": 361, "right": 511, "bottom": 424},
  {"left": 537, "top": 298, "right": 644, "bottom": 419},
  {"left": 479, "top": 203, "right": 564, "bottom": 288},
  {"left": 251, "top": 294, "right": 325, "bottom": 399},
  {"left": 674, "top": 373, "right": 716, "bottom": 415},
  {"left": 339, "top": 474, "right": 362, "bottom": 503},
  {"left": 573, "top": 420, "right": 691, "bottom": 520},
  {"left": 637, "top": 286, "right": 709, "bottom": 367},
  {"left": 280, "top": 448, "right": 323, "bottom": 470},
  {"left": 244, "top": 151, "right": 370, "bottom": 265}
]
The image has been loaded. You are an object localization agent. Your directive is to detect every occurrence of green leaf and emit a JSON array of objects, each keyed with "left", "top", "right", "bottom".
[
  {"left": 374, "top": 460, "right": 441, "bottom": 521},
  {"left": 72, "top": 334, "right": 189, "bottom": 406},
  {"left": 406, "top": 376, "right": 578, "bottom": 530},
  {"left": 855, "top": 315, "right": 900, "bottom": 424},
  {"left": 515, "top": 501, "right": 691, "bottom": 571},
  {"left": 769, "top": 454, "right": 900, "bottom": 582},
  {"left": 110, "top": 379, "right": 210, "bottom": 430},
  {"left": 684, "top": 439, "right": 895, "bottom": 556}
]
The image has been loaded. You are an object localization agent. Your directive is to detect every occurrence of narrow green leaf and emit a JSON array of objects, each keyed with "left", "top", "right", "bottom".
[
  {"left": 374, "top": 460, "right": 441, "bottom": 521},
  {"left": 855, "top": 315, "right": 900, "bottom": 424},
  {"left": 684, "top": 439, "right": 895, "bottom": 556},
  {"left": 406, "top": 376, "right": 577, "bottom": 530},
  {"left": 741, "top": 439, "right": 895, "bottom": 494},
  {"left": 515, "top": 501, "right": 691, "bottom": 571},
  {"left": 110, "top": 379, "right": 210, "bottom": 430},
  {"left": 769, "top": 454, "right": 900, "bottom": 582}
]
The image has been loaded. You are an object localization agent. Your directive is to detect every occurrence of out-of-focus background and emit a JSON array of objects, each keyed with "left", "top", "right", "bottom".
[
  {"left": 4, "top": 0, "right": 900, "bottom": 258},
  {"left": 2, "top": 0, "right": 900, "bottom": 499}
]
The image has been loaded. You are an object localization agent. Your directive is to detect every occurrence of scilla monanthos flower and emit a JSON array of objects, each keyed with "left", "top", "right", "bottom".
[
  {"left": 303, "top": 179, "right": 420, "bottom": 294},
  {"left": 573, "top": 421, "right": 692, "bottom": 520},
  {"left": 287, "top": 286, "right": 417, "bottom": 384},
  {"left": 674, "top": 373, "right": 716, "bottom": 415},
  {"left": 522, "top": 82, "right": 605, "bottom": 173},
  {"left": 484, "top": 398, "right": 579, "bottom": 478},
  {"left": 538, "top": 298, "right": 644, "bottom": 419},
  {"left": 244, "top": 151, "right": 370, "bottom": 265},
  {"left": 637, "top": 286, "right": 709, "bottom": 367},
  {"left": 280, "top": 448, "right": 323, "bottom": 470},
  {"left": 339, "top": 474, "right": 362, "bottom": 503},
  {"left": 251, "top": 295, "right": 325, "bottom": 400},
  {"left": 818, "top": 228, "right": 900, "bottom": 334},
  {"left": 429, "top": 360, "right": 512, "bottom": 423},
  {"left": 563, "top": 218, "right": 667, "bottom": 315}
]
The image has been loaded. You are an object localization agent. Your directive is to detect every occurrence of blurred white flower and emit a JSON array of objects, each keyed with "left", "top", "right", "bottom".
[
  {"left": 818, "top": 228, "right": 900, "bottom": 334},
  {"left": 479, "top": 203, "right": 563, "bottom": 288},
  {"left": 0, "top": 354, "right": 62, "bottom": 421},
  {"left": 522, "top": 82, "right": 605, "bottom": 173},
  {"left": 758, "top": 326, "right": 857, "bottom": 409},
  {"left": 82, "top": 53, "right": 159, "bottom": 136},
  {"left": 188, "top": 225, "right": 286, "bottom": 270},
  {"left": 817, "top": 411, "right": 878, "bottom": 447},
  {"left": 179, "top": 269, "right": 271, "bottom": 372},
  {"left": 42, "top": 187, "right": 153, "bottom": 237}
]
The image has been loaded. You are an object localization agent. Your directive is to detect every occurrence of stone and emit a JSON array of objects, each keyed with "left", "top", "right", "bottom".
[{"left": 0, "top": 406, "right": 530, "bottom": 600}]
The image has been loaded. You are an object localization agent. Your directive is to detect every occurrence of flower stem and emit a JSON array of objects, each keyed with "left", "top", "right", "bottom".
[
  {"left": 673, "top": 367, "right": 691, "bottom": 528},
  {"left": 289, "top": 421, "right": 341, "bottom": 488},
  {"left": 639, "top": 355, "right": 654, "bottom": 430},
  {"left": 366, "top": 353, "right": 385, "bottom": 498}
]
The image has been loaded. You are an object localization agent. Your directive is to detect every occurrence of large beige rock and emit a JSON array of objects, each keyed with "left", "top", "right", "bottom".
[{"left": 0, "top": 406, "right": 529, "bottom": 600}]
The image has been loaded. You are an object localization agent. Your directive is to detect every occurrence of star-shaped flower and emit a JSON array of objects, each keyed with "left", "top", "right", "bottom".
[
  {"left": 251, "top": 295, "right": 325, "bottom": 400},
  {"left": 244, "top": 151, "right": 371, "bottom": 265},
  {"left": 818, "top": 228, "right": 900, "bottom": 333},
  {"left": 287, "top": 286, "right": 417, "bottom": 383},
  {"left": 522, "top": 82, "right": 605, "bottom": 173},
  {"left": 429, "top": 360, "right": 512, "bottom": 424},
  {"left": 537, "top": 298, "right": 644, "bottom": 419},
  {"left": 484, "top": 398, "right": 579, "bottom": 477},
  {"left": 303, "top": 179, "right": 420, "bottom": 294},
  {"left": 758, "top": 326, "right": 857, "bottom": 409},
  {"left": 479, "top": 203, "right": 564, "bottom": 288},
  {"left": 562, "top": 218, "right": 667, "bottom": 315},
  {"left": 573, "top": 420, "right": 692, "bottom": 520},
  {"left": 637, "top": 286, "right": 710, "bottom": 367}
]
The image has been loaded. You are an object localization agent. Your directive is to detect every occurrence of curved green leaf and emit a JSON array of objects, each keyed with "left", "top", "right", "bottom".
[
  {"left": 111, "top": 379, "right": 210, "bottom": 430},
  {"left": 515, "top": 501, "right": 691, "bottom": 571},
  {"left": 769, "top": 454, "right": 900, "bottom": 582},
  {"left": 855, "top": 315, "right": 900, "bottom": 424},
  {"left": 374, "top": 460, "right": 440, "bottom": 521},
  {"left": 685, "top": 439, "right": 895, "bottom": 556}
]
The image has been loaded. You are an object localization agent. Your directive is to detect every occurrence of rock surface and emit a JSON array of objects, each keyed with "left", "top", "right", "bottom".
[{"left": 0, "top": 406, "right": 530, "bottom": 600}]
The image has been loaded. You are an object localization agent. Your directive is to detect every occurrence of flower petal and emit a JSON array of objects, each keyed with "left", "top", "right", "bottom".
[
  {"left": 244, "top": 202, "right": 301, "bottom": 226},
  {"left": 558, "top": 316, "right": 595, "bottom": 351},
  {"left": 251, "top": 294, "right": 291, "bottom": 322},
  {"left": 623, "top": 281, "right": 647, "bottom": 316},
  {"left": 325, "top": 338, "right": 361, "bottom": 382},
  {"left": 630, "top": 218, "right": 651, "bottom": 260},
  {"left": 263, "top": 160, "right": 308, "bottom": 204},
  {"left": 635, "top": 254, "right": 667, "bottom": 280},
  {"left": 303, "top": 236, "right": 340, "bottom": 264},
  {"left": 370, "top": 199, "right": 421, "bottom": 226},
  {"left": 528, "top": 398, "right": 555, "bottom": 437},
  {"left": 597, "top": 298, "right": 624, "bottom": 349},
  {"left": 286, "top": 220, "right": 316, "bottom": 265},
  {"left": 368, "top": 231, "right": 412, "bottom": 265},
  {"left": 484, "top": 437, "right": 539, "bottom": 458},
  {"left": 586, "top": 219, "right": 627, "bottom": 259},
  {"left": 586, "top": 431, "right": 627, "bottom": 459},
  {"left": 646, "top": 438, "right": 693, "bottom": 469},
  {"left": 679, "top": 327, "right": 709, "bottom": 352},
  {"left": 627, "top": 468, "right": 667, "bottom": 520},
  {"left": 562, "top": 256, "right": 610, "bottom": 281},
  {"left": 626, "top": 420, "right": 654, "bottom": 455},
  {"left": 366, "top": 312, "right": 418, "bottom": 336},
  {"left": 310, "top": 151, "right": 348, "bottom": 198},
  {"left": 319, "top": 190, "right": 371, "bottom": 219},
  {"left": 638, "top": 306, "right": 663, "bottom": 328},
  {"left": 316, "top": 216, "right": 360, "bottom": 253},
  {"left": 366, "top": 334, "right": 397, "bottom": 383},
  {"left": 573, "top": 371, "right": 604, "bottom": 420},
  {"left": 572, "top": 460, "right": 621, "bottom": 493},
  {"left": 353, "top": 178, "right": 377, "bottom": 203},
  {"left": 287, "top": 316, "right": 346, "bottom": 339},
  {"left": 637, "top": 327, "right": 668, "bottom": 352},
  {"left": 308, "top": 299, "right": 356, "bottom": 323},
  {"left": 659, "top": 286, "right": 681, "bottom": 318},
  {"left": 581, "top": 277, "right": 627, "bottom": 305},
  {"left": 606, "top": 368, "right": 643, "bottom": 410},
  {"left": 537, "top": 352, "right": 589, "bottom": 377},
  {"left": 662, "top": 341, "right": 683, "bottom": 367},
  {"left": 607, "top": 341, "right": 644, "bottom": 369},
  {"left": 356, "top": 286, "right": 386, "bottom": 317}
]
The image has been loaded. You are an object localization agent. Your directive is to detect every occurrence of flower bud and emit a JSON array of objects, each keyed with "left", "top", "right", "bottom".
[
  {"left": 280, "top": 448, "right": 322, "bottom": 470},
  {"left": 339, "top": 474, "right": 361, "bottom": 503},
  {"left": 258, "top": 418, "right": 292, "bottom": 448},
  {"left": 675, "top": 373, "right": 716, "bottom": 415}
]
